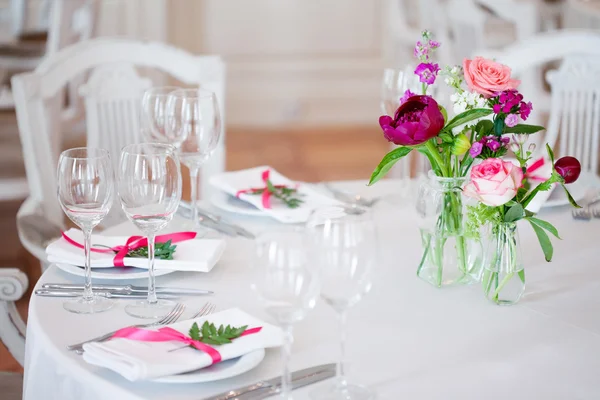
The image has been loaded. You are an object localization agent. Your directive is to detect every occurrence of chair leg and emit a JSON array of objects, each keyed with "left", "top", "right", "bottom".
[{"left": 0, "top": 268, "right": 28, "bottom": 367}]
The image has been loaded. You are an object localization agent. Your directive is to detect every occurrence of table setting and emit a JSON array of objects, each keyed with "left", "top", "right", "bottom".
[{"left": 22, "top": 29, "right": 600, "bottom": 400}]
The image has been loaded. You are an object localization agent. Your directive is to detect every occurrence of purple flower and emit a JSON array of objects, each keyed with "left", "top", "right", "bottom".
[
  {"left": 501, "top": 136, "right": 511, "bottom": 144},
  {"left": 505, "top": 113, "right": 519, "bottom": 127},
  {"left": 379, "top": 95, "right": 445, "bottom": 146},
  {"left": 486, "top": 139, "right": 501, "bottom": 152},
  {"left": 520, "top": 101, "right": 532, "bottom": 120},
  {"left": 399, "top": 89, "right": 417, "bottom": 105},
  {"left": 429, "top": 40, "right": 440, "bottom": 49},
  {"left": 414, "top": 63, "right": 441, "bottom": 85},
  {"left": 414, "top": 41, "right": 428, "bottom": 60},
  {"left": 469, "top": 142, "right": 483, "bottom": 158},
  {"left": 493, "top": 104, "right": 502, "bottom": 114}
]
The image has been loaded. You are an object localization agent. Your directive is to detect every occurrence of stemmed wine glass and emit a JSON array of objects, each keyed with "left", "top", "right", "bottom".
[
  {"left": 252, "top": 228, "right": 320, "bottom": 400},
  {"left": 141, "top": 86, "right": 183, "bottom": 144},
  {"left": 57, "top": 148, "right": 115, "bottom": 314},
  {"left": 305, "top": 206, "right": 377, "bottom": 400},
  {"left": 118, "top": 143, "right": 182, "bottom": 319},
  {"left": 165, "top": 88, "right": 221, "bottom": 228}
]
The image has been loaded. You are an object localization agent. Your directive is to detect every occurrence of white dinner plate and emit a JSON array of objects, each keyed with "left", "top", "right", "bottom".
[
  {"left": 153, "top": 348, "right": 265, "bottom": 383},
  {"left": 541, "top": 181, "right": 587, "bottom": 209},
  {"left": 210, "top": 193, "right": 264, "bottom": 217},
  {"left": 54, "top": 263, "right": 174, "bottom": 281}
]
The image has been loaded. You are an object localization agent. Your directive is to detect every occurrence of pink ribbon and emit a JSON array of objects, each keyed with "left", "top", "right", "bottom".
[
  {"left": 235, "top": 169, "right": 295, "bottom": 209},
  {"left": 61, "top": 231, "right": 197, "bottom": 267},
  {"left": 111, "top": 326, "right": 263, "bottom": 364},
  {"left": 526, "top": 157, "right": 548, "bottom": 182}
]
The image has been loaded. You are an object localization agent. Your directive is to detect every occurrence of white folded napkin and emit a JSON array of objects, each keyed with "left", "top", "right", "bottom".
[
  {"left": 209, "top": 166, "right": 340, "bottom": 223},
  {"left": 46, "top": 228, "right": 226, "bottom": 272},
  {"left": 82, "top": 308, "right": 282, "bottom": 381},
  {"left": 506, "top": 157, "right": 555, "bottom": 213}
]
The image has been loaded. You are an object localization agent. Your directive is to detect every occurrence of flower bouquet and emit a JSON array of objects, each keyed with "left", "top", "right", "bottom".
[{"left": 369, "top": 31, "right": 582, "bottom": 293}]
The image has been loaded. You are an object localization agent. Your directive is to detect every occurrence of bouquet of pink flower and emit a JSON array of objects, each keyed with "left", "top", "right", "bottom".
[{"left": 370, "top": 31, "right": 582, "bottom": 297}]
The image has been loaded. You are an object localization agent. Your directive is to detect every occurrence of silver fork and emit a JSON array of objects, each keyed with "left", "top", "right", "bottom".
[
  {"left": 68, "top": 303, "right": 185, "bottom": 352},
  {"left": 572, "top": 193, "right": 600, "bottom": 220},
  {"left": 592, "top": 207, "right": 600, "bottom": 219},
  {"left": 168, "top": 302, "right": 216, "bottom": 352},
  {"left": 324, "top": 183, "right": 380, "bottom": 208}
]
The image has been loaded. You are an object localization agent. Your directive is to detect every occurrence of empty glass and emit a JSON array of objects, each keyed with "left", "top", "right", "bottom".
[
  {"left": 252, "top": 228, "right": 320, "bottom": 400},
  {"left": 306, "top": 206, "right": 377, "bottom": 400},
  {"left": 118, "top": 143, "right": 182, "bottom": 318},
  {"left": 141, "top": 86, "right": 182, "bottom": 144},
  {"left": 57, "top": 148, "right": 115, "bottom": 314},
  {"left": 165, "top": 89, "right": 221, "bottom": 228}
]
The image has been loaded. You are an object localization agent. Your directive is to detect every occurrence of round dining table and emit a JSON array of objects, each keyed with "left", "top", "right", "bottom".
[{"left": 22, "top": 180, "right": 600, "bottom": 400}]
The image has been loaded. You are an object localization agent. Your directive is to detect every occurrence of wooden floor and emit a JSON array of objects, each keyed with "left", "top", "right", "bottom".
[{"left": 0, "top": 111, "right": 389, "bottom": 373}]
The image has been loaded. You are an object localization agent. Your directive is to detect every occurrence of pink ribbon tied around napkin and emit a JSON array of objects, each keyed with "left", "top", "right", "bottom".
[
  {"left": 111, "top": 326, "right": 263, "bottom": 364},
  {"left": 61, "top": 231, "right": 197, "bottom": 267},
  {"left": 235, "top": 169, "right": 298, "bottom": 209}
]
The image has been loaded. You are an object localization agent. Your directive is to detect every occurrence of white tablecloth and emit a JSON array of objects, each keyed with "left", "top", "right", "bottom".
[{"left": 23, "top": 180, "right": 600, "bottom": 400}]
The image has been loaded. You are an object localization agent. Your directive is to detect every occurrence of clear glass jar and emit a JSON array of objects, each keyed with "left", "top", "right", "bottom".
[
  {"left": 482, "top": 222, "right": 525, "bottom": 305},
  {"left": 415, "top": 172, "right": 482, "bottom": 287}
]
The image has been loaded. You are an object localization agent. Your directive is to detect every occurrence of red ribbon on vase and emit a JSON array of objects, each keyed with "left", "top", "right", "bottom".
[
  {"left": 61, "top": 231, "right": 197, "bottom": 267},
  {"left": 235, "top": 169, "right": 296, "bottom": 209},
  {"left": 110, "top": 326, "right": 262, "bottom": 364}
]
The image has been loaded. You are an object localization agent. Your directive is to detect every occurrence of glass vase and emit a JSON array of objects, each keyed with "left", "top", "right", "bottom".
[
  {"left": 415, "top": 172, "right": 482, "bottom": 287},
  {"left": 482, "top": 222, "right": 525, "bottom": 305}
]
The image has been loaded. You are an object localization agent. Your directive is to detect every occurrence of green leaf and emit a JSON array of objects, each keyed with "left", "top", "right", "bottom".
[
  {"left": 518, "top": 269, "right": 525, "bottom": 283},
  {"left": 201, "top": 321, "right": 211, "bottom": 338},
  {"left": 475, "top": 119, "right": 493, "bottom": 136},
  {"left": 503, "top": 124, "right": 545, "bottom": 134},
  {"left": 439, "top": 132, "right": 453, "bottom": 143},
  {"left": 504, "top": 204, "right": 524, "bottom": 222},
  {"left": 527, "top": 217, "right": 561, "bottom": 239},
  {"left": 560, "top": 183, "right": 582, "bottom": 208},
  {"left": 528, "top": 219, "right": 554, "bottom": 262},
  {"left": 494, "top": 117, "right": 505, "bottom": 136},
  {"left": 439, "top": 105, "right": 448, "bottom": 123},
  {"left": 445, "top": 108, "right": 493, "bottom": 131},
  {"left": 546, "top": 143, "right": 555, "bottom": 164},
  {"left": 189, "top": 322, "right": 201, "bottom": 341},
  {"left": 368, "top": 147, "right": 412, "bottom": 185}
]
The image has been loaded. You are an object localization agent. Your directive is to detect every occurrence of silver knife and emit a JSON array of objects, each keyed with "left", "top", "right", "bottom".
[
  {"left": 41, "top": 283, "right": 213, "bottom": 295},
  {"left": 34, "top": 289, "right": 179, "bottom": 299},
  {"left": 176, "top": 207, "right": 238, "bottom": 237},
  {"left": 179, "top": 202, "right": 255, "bottom": 239},
  {"left": 204, "top": 363, "right": 336, "bottom": 400}
]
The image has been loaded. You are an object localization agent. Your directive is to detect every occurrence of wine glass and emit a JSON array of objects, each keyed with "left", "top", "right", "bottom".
[
  {"left": 305, "top": 206, "right": 377, "bottom": 400},
  {"left": 118, "top": 143, "right": 182, "bottom": 319},
  {"left": 252, "top": 228, "right": 320, "bottom": 400},
  {"left": 57, "top": 148, "right": 115, "bottom": 314},
  {"left": 141, "top": 86, "right": 182, "bottom": 144},
  {"left": 165, "top": 88, "right": 221, "bottom": 228},
  {"left": 381, "top": 67, "right": 428, "bottom": 198}
]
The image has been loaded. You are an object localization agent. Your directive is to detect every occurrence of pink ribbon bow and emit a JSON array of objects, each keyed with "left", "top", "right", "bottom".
[
  {"left": 61, "top": 231, "right": 197, "bottom": 267},
  {"left": 235, "top": 169, "right": 295, "bottom": 209},
  {"left": 111, "top": 326, "right": 263, "bottom": 364}
]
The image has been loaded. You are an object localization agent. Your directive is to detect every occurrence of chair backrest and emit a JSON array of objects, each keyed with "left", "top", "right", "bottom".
[
  {"left": 10, "top": 0, "right": 51, "bottom": 38},
  {"left": 12, "top": 38, "right": 226, "bottom": 228},
  {"left": 545, "top": 55, "right": 600, "bottom": 179}
]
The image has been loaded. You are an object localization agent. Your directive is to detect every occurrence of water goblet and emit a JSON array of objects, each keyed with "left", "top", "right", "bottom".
[
  {"left": 252, "top": 228, "right": 320, "bottom": 400},
  {"left": 57, "top": 147, "right": 115, "bottom": 314},
  {"left": 141, "top": 86, "right": 183, "bottom": 144},
  {"left": 118, "top": 143, "right": 182, "bottom": 319},
  {"left": 165, "top": 88, "right": 221, "bottom": 229},
  {"left": 306, "top": 206, "right": 377, "bottom": 400}
]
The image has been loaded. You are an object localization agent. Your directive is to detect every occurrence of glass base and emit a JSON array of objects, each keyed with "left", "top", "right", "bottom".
[
  {"left": 310, "top": 382, "right": 374, "bottom": 400},
  {"left": 63, "top": 295, "right": 114, "bottom": 314},
  {"left": 125, "top": 299, "right": 176, "bottom": 319}
]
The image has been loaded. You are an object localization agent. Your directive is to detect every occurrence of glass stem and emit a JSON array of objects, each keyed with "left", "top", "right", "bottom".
[
  {"left": 189, "top": 166, "right": 200, "bottom": 227},
  {"left": 147, "top": 232, "right": 157, "bottom": 304},
  {"left": 280, "top": 325, "right": 293, "bottom": 399},
  {"left": 82, "top": 227, "right": 93, "bottom": 301},
  {"left": 337, "top": 311, "right": 348, "bottom": 385}
]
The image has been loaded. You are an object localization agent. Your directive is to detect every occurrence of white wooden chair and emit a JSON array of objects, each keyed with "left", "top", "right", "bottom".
[
  {"left": 0, "top": 268, "right": 28, "bottom": 366},
  {"left": 482, "top": 30, "right": 600, "bottom": 181},
  {"left": 545, "top": 55, "right": 600, "bottom": 186},
  {"left": 7, "top": 38, "right": 225, "bottom": 365}
]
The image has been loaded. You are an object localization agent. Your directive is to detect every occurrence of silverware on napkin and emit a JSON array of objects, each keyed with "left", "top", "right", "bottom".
[
  {"left": 572, "top": 191, "right": 600, "bottom": 220},
  {"left": 41, "top": 283, "right": 213, "bottom": 295},
  {"left": 178, "top": 202, "right": 255, "bottom": 239},
  {"left": 324, "top": 183, "right": 380, "bottom": 208},
  {"left": 204, "top": 363, "right": 336, "bottom": 400},
  {"left": 177, "top": 205, "right": 239, "bottom": 237},
  {"left": 35, "top": 289, "right": 180, "bottom": 299}
]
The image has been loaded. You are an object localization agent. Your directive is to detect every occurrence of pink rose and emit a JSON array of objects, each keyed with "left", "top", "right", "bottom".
[
  {"left": 463, "top": 158, "right": 524, "bottom": 207},
  {"left": 463, "top": 57, "right": 521, "bottom": 98}
]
